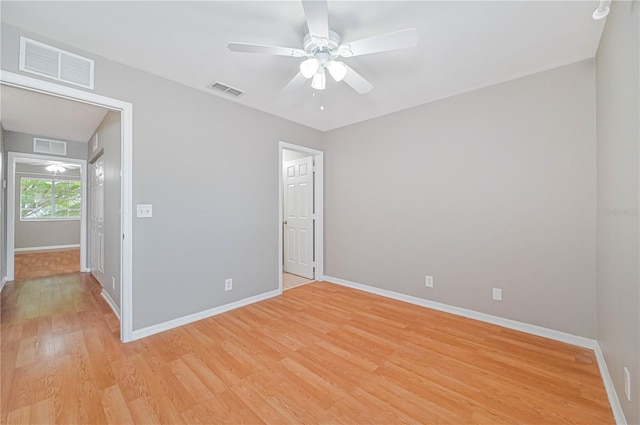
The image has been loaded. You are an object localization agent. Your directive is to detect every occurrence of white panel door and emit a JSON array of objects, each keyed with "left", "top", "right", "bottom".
[
  {"left": 90, "top": 157, "right": 105, "bottom": 283},
  {"left": 283, "top": 156, "right": 314, "bottom": 279}
]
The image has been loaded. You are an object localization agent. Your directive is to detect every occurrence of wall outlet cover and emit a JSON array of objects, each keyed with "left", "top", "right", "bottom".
[
  {"left": 425, "top": 275, "right": 434, "bottom": 288},
  {"left": 225, "top": 278, "right": 233, "bottom": 291},
  {"left": 492, "top": 288, "right": 503, "bottom": 301}
]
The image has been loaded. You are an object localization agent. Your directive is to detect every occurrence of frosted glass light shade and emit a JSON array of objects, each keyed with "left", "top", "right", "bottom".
[
  {"left": 300, "top": 58, "right": 320, "bottom": 78},
  {"left": 311, "top": 68, "right": 326, "bottom": 90},
  {"left": 327, "top": 61, "right": 347, "bottom": 82},
  {"left": 46, "top": 164, "right": 65, "bottom": 173}
]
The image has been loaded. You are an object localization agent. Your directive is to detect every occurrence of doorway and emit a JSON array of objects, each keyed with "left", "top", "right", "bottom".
[
  {"left": 278, "top": 142, "right": 324, "bottom": 292},
  {"left": 0, "top": 71, "right": 134, "bottom": 342},
  {"left": 7, "top": 152, "right": 87, "bottom": 280}
]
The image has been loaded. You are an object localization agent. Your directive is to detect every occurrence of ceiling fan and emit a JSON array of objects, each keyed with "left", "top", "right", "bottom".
[
  {"left": 22, "top": 159, "right": 80, "bottom": 173},
  {"left": 227, "top": 0, "right": 419, "bottom": 94}
]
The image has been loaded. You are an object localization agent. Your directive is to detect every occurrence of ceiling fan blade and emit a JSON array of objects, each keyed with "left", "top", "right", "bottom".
[
  {"left": 227, "top": 42, "right": 305, "bottom": 57},
  {"left": 282, "top": 72, "right": 309, "bottom": 92},
  {"left": 342, "top": 64, "right": 373, "bottom": 94},
  {"left": 301, "top": 0, "right": 329, "bottom": 40},
  {"left": 339, "top": 28, "right": 419, "bottom": 57}
]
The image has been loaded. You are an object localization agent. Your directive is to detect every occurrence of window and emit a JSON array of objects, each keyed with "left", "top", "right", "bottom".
[{"left": 20, "top": 178, "right": 81, "bottom": 221}]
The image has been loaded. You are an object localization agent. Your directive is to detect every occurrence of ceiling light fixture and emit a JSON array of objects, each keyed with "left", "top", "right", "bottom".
[
  {"left": 592, "top": 1, "right": 610, "bottom": 20},
  {"left": 327, "top": 61, "right": 347, "bottom": 82},
  {"left": 300, "top": 58, "right": 320, "bottom": 78},
  {"left": 311, "top": 68, "right": 326, "bottom": 90},
  {"left": 46, "top": 164, "right": 65, "bottom": 173}
]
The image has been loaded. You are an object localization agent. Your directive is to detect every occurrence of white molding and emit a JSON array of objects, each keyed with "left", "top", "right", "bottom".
[
  {"left": 324, "top": 275, "right": 597, "bottom": 350},
  {"left": 15, "top": 244, "right": 80, "bottom": 252},
  {"left": 278, "top": 142, "right": 324, "bottom": 294},
  {"left": 0, "top": 70, "right": 134, "bottom": 343},
  {"left": 131, "top": 289, "right": 281, "bottom": 341},
  {"left": 101, "top": 289, "right": 121, "bottom": 320},
  {"left": 594, "top": 343, "right": 628, "bottom": 425},
  {"left": 0, "top": 277, "right": 7, "bottom": 293}
]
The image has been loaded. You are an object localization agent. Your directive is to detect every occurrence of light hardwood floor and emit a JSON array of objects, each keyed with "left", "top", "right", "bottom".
[
  {"left": 1, "top": 274, "right": 613, "bottom": 424},
  {"left": 14, "top": 248, "right": 80, "bottom": 281}
]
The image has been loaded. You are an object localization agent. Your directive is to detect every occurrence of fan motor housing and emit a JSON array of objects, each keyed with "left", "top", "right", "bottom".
[{"left": 303, "top": 30, "right": 342, "bottom": 58}]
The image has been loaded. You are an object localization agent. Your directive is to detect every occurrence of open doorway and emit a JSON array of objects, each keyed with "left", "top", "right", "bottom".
[
  {"left": 279, "top": 142, "right": 324, "bottom": 292},
  {"left": 1, "top": 71, "right": 134, "bottom": 342},
  {"left": 8, "top": 153, "right": 87, "bottom": 280}
]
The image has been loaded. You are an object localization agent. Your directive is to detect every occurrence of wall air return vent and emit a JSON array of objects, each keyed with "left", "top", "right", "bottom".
[
  {"left": 33, "top": 138, "right": 67, "bottom": 156},
  {"left": 208, "top": 82, "right": 245, "bottom": 98},
  {"left": 20, "top": 37, "right": 94, "bottom": 89}
]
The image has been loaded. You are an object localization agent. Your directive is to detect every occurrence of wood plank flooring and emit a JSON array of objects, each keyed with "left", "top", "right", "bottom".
[
  {"left": 1, "top": 273, "right": 613, "bottom": 424},
  {"left": 14, "top": 248, "right": 80, "bottom": 281}
]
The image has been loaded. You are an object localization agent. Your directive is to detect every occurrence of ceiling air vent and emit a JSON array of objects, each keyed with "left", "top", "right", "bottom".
[
  {"left": 20, "top": 37, "right": 94, "bottom": 89},
  {"left": 33, "top": 138, "right": 67, "bottom": 156},
  {"left": 208, "top": 82, "right": 245, "bottom": 98}
]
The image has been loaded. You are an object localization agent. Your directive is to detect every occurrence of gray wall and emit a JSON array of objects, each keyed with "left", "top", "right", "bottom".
[
  {"left": 14, "top": 163, "right": 81, "bottom": 249},
  {"left": 596, "top": 2, "right": 640, "bottom": 423},
  {"left": 323, "top": 60, "right": 597, "bottom": 338},
  {"left": 0, "top": 23, "right": 324, "bottom": 329},
  {"left": 89, "top": 111, "right": 121, "bottom": 308}
]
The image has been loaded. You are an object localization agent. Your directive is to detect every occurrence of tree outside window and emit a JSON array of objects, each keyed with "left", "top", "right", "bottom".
[{"left": 20, "top": 178, "right": 81, "bottom": 220}]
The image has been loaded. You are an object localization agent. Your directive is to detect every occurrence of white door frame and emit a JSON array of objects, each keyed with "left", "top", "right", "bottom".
[
  {"left": 7, "top": 152, "right": 88, "bottom": 275},
  {"left": 278, "top": 141, "right": 324, "bottom": 292},
  {"left": 0, "top": 70, "right": 134, "bottom": 343}
]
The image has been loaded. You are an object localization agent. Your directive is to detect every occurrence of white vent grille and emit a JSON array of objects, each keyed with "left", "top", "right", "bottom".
[
  {"left": 20, "top": 37, "right": 94, "bottom": 89},
  {"left": 208, "top": 82, "right": 245, "bottom": 98},
  {"left": 34, "top": 138, "right": 67, "bottom": 156}
]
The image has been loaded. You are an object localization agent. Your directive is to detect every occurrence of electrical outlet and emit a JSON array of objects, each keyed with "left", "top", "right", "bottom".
[
  {"left": 624, "top": 367, "right": 631, "bottom": 401},
  {"left": 112, "top": 277, "right": 115, "bottom": 290},
  {"left": 492, "top": 288, "right": 503, "bottom": 301},
  {"left": 425, "top": 275, "right": 434, "bottom": 288},
  {"left": 225, "top": 278, "right": 233, "bottom": 291}
]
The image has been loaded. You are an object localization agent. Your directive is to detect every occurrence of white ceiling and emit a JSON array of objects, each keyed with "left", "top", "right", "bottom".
[
  {"left": 1, "top": 1, "right": 606, "bottom": 132},
  {"left": 1, "top": 85, "right": 108, "bottom": 142}
]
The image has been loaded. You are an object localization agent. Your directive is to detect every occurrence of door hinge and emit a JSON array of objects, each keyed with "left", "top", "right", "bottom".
[{"left": 312, "top": 166, "right": 316, "bottom": 172}]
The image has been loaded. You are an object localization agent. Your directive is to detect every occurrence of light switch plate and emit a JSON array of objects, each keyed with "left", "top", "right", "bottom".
[{"left": 137, "top": 204, "right": 153, "bottom": 218}]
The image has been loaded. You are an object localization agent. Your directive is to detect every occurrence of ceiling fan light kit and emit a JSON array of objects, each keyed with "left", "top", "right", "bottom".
[
  {"left": 45, "top": 164, "right": 66, "bottom": 173},
  {"left": 311, "top": 67, "right": 326, "bottom": 90},
  {"left": 227, "top": 0, "right": 419, "bottom": 94}
]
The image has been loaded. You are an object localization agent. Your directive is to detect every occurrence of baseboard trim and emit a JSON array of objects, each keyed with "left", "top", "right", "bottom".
[
  {"left": 131, "top": 289, "right": 282, "bottom": 341},
  {"left": 324, "top": 275, "right": 596, "bottom": 350},
  {"left": 14, "top": 244, "right": 80, "bottom": 252},
  {"left": 0, "top": 277, "right": 7, "bottom": 293},
  {"left": 101, "top": 289, "right": 121, "bottom": 320},
  {"left": 594, "top": 343, "right": 627, "bottom": 425}
]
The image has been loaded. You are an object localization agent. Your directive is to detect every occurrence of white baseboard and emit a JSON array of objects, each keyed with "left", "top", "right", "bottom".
[
  {"left": 594, "top": 343, "right": 627, "bottom": 425},
  {"left": 324, "top": 275, "right": 597, "bottom": 349},
  {"left": 14, "top": 244, "right": 80, "bottom": 252},
  {"left": 101, "top": 289, "right": 121, "bottom": 320},
  {"left": 0, "top": 277, "right": 7, "bottom": 293},
  {"left": 131, "top": 289, "right": 282, "bottom": 341}
]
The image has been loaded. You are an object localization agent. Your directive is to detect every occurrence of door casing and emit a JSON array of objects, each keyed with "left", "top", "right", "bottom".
[{"left": 278, "top": 141, "right": 324, "bottom": 292}]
